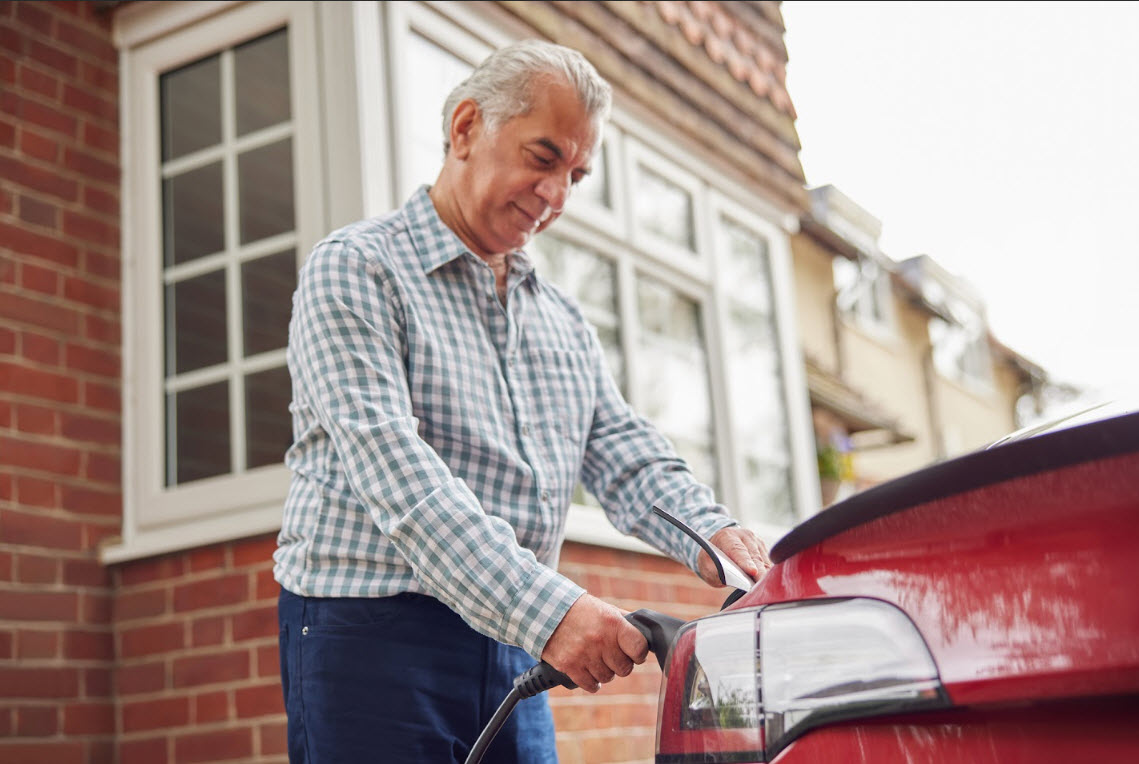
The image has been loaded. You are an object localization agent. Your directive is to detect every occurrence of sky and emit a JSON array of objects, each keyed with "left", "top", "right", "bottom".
[{"left": 780, "top": 1, "right": 1139, "bottom": 409}]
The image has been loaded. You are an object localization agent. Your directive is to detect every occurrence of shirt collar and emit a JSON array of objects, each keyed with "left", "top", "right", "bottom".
[{"left": 404, "top": 185, "right": 542, "bottom": 292}]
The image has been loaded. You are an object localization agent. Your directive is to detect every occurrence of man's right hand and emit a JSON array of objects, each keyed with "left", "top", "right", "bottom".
[{"left": 540, "top": 593, "right": 649, "bottom": 693}]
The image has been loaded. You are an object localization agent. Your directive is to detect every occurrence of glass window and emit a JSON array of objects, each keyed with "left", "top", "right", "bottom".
[
  {"left": 721, "top": 217, "right": 793, "bottom": 524},
  {"left": 158, "top": 27, "right": 296, "bottom": 486},
  {"left": 403, "top": 32, "right": 473, "bottom": 194},
  {"left": 633, "top": 163, "right": 695, "bottom": 251},
  {"left": 931, "top": 311, "right": 992, "bottom": 388},
  {"left": 635, "top": 276, "right": 717, "bottom": 490}
]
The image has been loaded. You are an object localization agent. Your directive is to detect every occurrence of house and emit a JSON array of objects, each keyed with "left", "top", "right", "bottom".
[
  {"left": 793, "top": 184, "right": 1049, "bottom": 501},
  {"left": 0, "top": 2, "right": 1048, "bottom": 763}
]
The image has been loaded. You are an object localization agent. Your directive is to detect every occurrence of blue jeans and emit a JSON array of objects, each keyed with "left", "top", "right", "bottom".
[{"left": 278, "top": 588, "right": 558, "bottom": 764}]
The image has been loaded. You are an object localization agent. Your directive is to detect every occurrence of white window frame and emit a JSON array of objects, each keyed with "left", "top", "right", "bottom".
[
  {"left": 108, "top": 1, "right": 326, "bottom": 562},
  {"left": 835, "top": 254, "right": 897, "bottom": 341}
]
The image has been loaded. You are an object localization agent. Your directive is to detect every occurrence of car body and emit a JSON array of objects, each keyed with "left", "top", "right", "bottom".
[{"left": 654, "top": 405, "right": 1139, "bottom": 763}]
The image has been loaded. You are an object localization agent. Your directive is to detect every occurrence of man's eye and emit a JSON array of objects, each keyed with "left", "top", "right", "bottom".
[{"left": 530, "top": 151, "right": 554, "bottom": 167}]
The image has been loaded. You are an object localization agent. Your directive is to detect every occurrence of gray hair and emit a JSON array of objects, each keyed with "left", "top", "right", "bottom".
[{"left": 441, "top": 39, "right": 612, "bottom": 154}]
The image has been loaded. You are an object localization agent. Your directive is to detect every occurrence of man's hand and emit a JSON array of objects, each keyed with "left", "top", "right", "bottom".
[
  {"left": 540, "top": 593, "right": 649, "bottom": 693},
  {"left": 696, "top": 525, "right": 773, "bottom": 588}
]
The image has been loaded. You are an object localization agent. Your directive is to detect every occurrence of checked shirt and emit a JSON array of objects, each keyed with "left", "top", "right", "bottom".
[{"left": 274, "top": 186, "right": 735, "bottom": 658}]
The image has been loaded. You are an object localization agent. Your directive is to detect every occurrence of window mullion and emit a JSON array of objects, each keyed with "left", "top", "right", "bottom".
[{"left": 220, "top": 48, "right": 247, "bottom": 475}]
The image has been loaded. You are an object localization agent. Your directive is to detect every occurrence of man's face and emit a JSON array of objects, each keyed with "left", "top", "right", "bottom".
[{"left": 450, "top": 76, "right": 599, "bottom": 257}]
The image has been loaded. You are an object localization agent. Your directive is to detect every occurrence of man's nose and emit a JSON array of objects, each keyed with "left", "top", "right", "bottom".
[{"left": 535, "top": 174, "right": 571, "bottom": 213}]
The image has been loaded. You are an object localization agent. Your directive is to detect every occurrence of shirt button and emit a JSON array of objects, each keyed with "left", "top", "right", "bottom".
[
  {"left": 540, "top": 490, "right": 550, "bottom": 503},
  {"left": 520, "top": 424, "right": 530, "bottom": 437}
]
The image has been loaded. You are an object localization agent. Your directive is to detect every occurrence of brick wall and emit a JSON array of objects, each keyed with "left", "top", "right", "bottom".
[
  {"left": 110, "top": 535, "right": 724, "bottom": 764},
  {"left": 0, "top": 2, "right": 121, "bottom": 763}
]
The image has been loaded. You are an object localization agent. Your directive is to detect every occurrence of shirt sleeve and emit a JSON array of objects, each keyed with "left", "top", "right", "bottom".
[
  {"left": 577, "top": 327, "right": 738, "bottom": 574},
  {"left": 289, "top": 240, "right": 584, "bottom": 658}
]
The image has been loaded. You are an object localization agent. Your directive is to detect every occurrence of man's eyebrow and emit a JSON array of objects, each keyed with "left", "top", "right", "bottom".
[{"left": 534, "top": 138, "right": 591, "bottom": 176}]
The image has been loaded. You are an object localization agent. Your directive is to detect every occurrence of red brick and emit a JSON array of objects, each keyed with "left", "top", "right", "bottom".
[
  {"left": 233, "top": 534, "right": 278, "bottom": 567},
  {"left": 84, "top": 249, "right": 120, "bottom": 281},
  {"left": 0, "top": 155, "right": 80, "bottom": 201},
  {"left": 17, "top": 125, "right": 60, "bottom": 162},
  {"left": 0, "top": 629, "right": 13, "bottom": 658},
  {"left": 63, "top": 701, "right": 112, "bottom": 735},
  {"left": 80, "top": 524, "right": 117, "bottom": 556},
  {"left": 120, "top": 737, "right": 168, "bottom": 764},
  {"left": 0, "top": 435, "right": 82, "bottom": 475},
  {"left": 0, "top": 742, "right": 83, "bottom": 764},
  {"left": 19, "top": 194, "right": 58, "bottom": 228},
  {"left": 16, "top": 705, "right": 58, "bottom": 736},
  {"left": 173, "top": 573, "right": 249, "bottom": 613},
  {"left": 62, "top": 556, "right": 111, "bottom": 588},
  {"left": 194, "top": 690, "right": 229, "bottom": 724},
  {"left": 18, "top": 62, "right": 59, "bottom": 99},
  {"left": 232, "top": 604, "right": 276, "bottom": 642},
  {"left": 260, "top": 721, "right": 288, "bottom": 756},
  {"left": 62, "top": 85, "right": 116, "bottom": 125},
  {"left": 114, "top": 587, "right": 166, "bottom": 621},
  {"left": 15, "top": 402, "right": 58, "bottom": 435},
  {"left": 172, "top": 649, "right": 250, "bottom": 689},
  {"left": 191, "top": 615, "right": 225, "bottom": 647},
  {"left": 0, "top": 325, "right": 16, "bottom": 354},
  {"left": 83, "top": 380, "right": 120, "bottom": 412},
  {"left": 61, "top": 485, "right": 121, "bottom": 518},
  {"left": 64, "top": 342, "right": 120, "bottom": 379},
  {"left": 0, "top": 117, "right": 14, "bottom": 148},
  {"left": 19, "top": 260, "right": 59, "bottom": 295},
  {"left": 120, "top": 621, "right": 183, "bottom": 659},
  {"left": 174, "top": 727, "right": 253, "bottom": 764},
  {"left": 27, "top": 38, "right": 78, "bottom": 78},
  {"left": 15, "top": 552, "right": 58, "bottom": 583},
  {"left": 255, "top": 567, "right": 279, "bottom": 600},
  {"left": 235, "top": 682, "right": 283, "bottom": 719},
  {"left": 63, "top": 276, "right": 119, "bottom": 312},
  {"left": 80, "top": 589, "right": 111, "bottom": 624},
  {"left": 16, "top": 628, "right": 59, "bottom": 658},
  {"left": 81, "top": 121, "right": 118, "bottom": 155},
  {"left": 3, "top": 508, "right": 84, "bottom": 549},
  {"left": 256, "top": 644, "right": 280, "bottom": 678},
  {"left": 118, "top": 553, "right": 184, "bottom": 586},
  {"left": 77, "top": 58, "right": 117, "bottom": 96},
  {"left": 84, "top": 666, "right": 112, "bottom": 698},
  {"left": 187, "top": 544, "right": 226, "bottom": 573},
  {"left": 0, "top": 666, "right": 80, "bottom": 699},
  {"left": 20, "top": 330, "right": 62, "bottom": 366},
  {"left": 122, "top": 696, "right": 190, "bottom": 733},
  {"left": 0, "top": 291, "right": 81, "bottom": 334},
  {"left": 116, "top": 661, "right": 165, "bottom": 696},
  {"left": 0, "top": 588, "right": 78, "bottom": 622},
  {"left": 63, "top": 628, "right": 112, "bottom": 661},
  {"left": 56, "top": 18, "right": 115, "bottom": 64},
  {"left": 15, "top": 1, "right": 54, "bottom": 35},
  {"left": 0, "top": 471, "right": 10, "bottom": 503},
  {"left": 86, "top": 451, "right": 121, "bottom": 483},
  {"left": 15, "top": 475, "right": 58, "bottom": 507}
]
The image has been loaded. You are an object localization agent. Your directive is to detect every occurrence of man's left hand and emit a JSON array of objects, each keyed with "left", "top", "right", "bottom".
[{"left": 696, "top": 525, "right": 773, "bottom": 588}]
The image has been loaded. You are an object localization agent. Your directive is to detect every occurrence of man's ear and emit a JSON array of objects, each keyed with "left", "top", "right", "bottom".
[{"left": 449, "top": 99, "right": 481, "bottom": 160}]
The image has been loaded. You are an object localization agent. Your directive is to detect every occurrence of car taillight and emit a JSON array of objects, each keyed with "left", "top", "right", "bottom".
[{"left": 656, "top": 598, "right": 949, "bottom": 763}]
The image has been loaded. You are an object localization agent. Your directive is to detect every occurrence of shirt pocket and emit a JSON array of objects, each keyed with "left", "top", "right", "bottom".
[{"left": 526, "top": 346, "right": 595, "bottom": 456}]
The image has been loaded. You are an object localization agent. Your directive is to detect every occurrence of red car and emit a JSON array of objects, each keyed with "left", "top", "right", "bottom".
[{"left": 655, "top": 404, "right": 1139, "bottom": 763}]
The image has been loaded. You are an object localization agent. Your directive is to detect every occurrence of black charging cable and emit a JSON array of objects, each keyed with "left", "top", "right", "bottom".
[{"left": 464, "top": 609, "right": 683, "bottom": 764}]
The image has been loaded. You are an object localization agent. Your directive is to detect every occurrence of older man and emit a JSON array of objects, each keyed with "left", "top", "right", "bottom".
[{"left": 275, "top": 39, "right": 771, "bottom": 764}]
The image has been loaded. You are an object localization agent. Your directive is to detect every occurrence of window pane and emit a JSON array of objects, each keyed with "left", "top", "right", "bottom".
[
  {"left": 238, "top": 138, "right": 294, "bottom": 244},
  {"left": 404, "top": 33, "right": 473, "bottom": 192},
  {"left": 242, "top": 249, "right": 296, "bottom": 357},
  {"left": 634, "top": 165, "right": 694, "bottom": 250},
  {"left": 635, "top": 276, "right": 716, "bottom": 490},
  {"left": 163, "top": 162, "right": 225, "bottom": 267},
  {"left": 574, "top": 140, "right": 610, "bottom": 208},
  {"left": 721, "top": 218, "right": 793, "bottom": 524},
  {"left": 235, "top": 28, "right": 291, "bottom": 136},
  {"left": 161, "top": 55, "right": 221, "bottom": 161},
  {"left": 245, "top": 365, "right": 293, "bottom": 469},
  {"left": 165, "top": 269, "right": 228, "bottom": 376},
  {"left": 168, "top": 381, "right": 231, "bottom": 485}
]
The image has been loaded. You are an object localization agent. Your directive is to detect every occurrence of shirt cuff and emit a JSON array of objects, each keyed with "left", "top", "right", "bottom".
[{"left": 508, "top": 566, "right": 586, "bottom": 660}]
